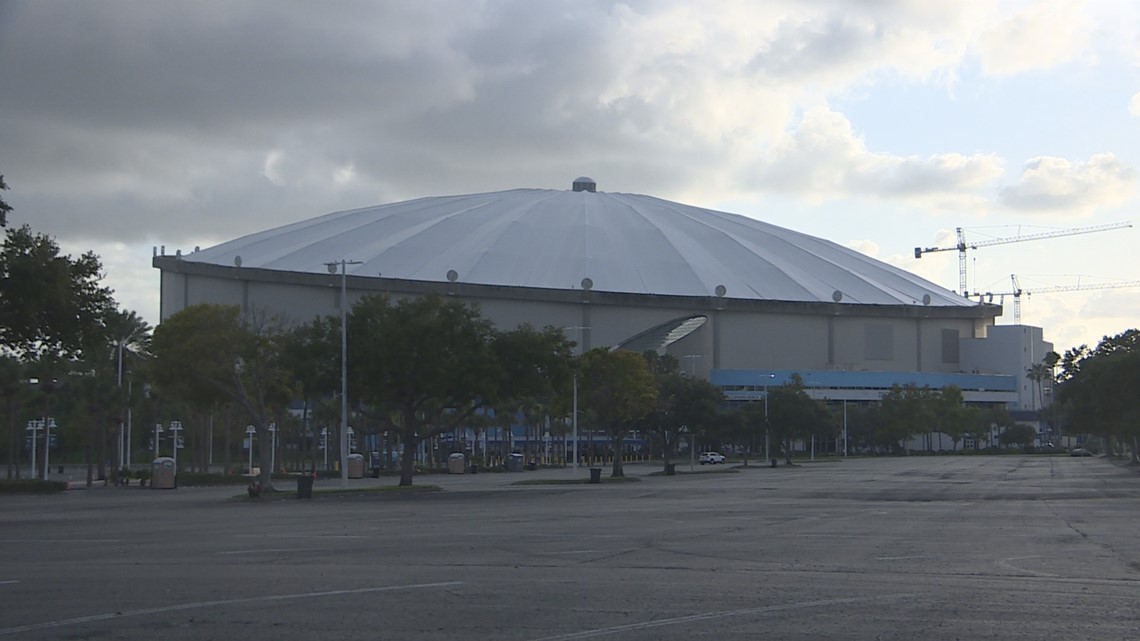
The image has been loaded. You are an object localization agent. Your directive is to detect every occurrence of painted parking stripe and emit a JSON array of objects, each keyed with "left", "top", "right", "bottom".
[{"left": 0, "top": 581, "right": 462, "bottom": 636}]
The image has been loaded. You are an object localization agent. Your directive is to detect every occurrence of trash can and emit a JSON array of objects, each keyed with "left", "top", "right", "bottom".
[
  {"left": 506, "top": 452, "right": 524, "bottom": 472},
  {"left": 347, "top": 453, "right": 365, "bottom": 479},
  {"left": 589, "top": 467, "right": 602, "bottom": 483},
  {"left": 295, "top": 474, "right": 314, "bottom": 499},
  {"left": 664, "top": 463, "right": 676, "bottom": 476},
  {"left": 469, "top": 463, "right": 478, "bottom": 474},
  {"left": 448, "top": 452, "right": 466, "bottom": 474},
  {"left": 151, "top": 457, "right": 176, "bottom": 489},
  {"left": 770, "top": 458, "right": 778, "bottom": 468}
]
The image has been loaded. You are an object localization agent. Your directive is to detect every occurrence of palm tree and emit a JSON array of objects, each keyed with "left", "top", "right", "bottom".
[
  {"left": 106, "top": 310, "right": 152, "bottom": 474},
  {"left": 1027, "top": 362, "right": 1050, "bottom": 411}
]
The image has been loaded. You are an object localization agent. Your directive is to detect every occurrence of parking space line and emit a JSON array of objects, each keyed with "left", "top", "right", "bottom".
[
  {"left": 0, "top": 581, "right": 463, "bottom": 636},
  {"left": 529, "top": 593, "right": 913, "bottom": 641}
]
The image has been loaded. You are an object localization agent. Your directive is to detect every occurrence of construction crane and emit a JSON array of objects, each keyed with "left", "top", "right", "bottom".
[
  {"left": 914, "top": 222, "right": 1132, "bottom": 294},
  {"left": 973, "top": 274, "right": 1140, "bottom": 324}
]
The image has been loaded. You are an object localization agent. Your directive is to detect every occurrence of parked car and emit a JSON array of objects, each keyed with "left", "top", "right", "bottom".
[
  {"left": 1069, "top": 448, "right": 1093, "bottom": 457},
  {"left": 698, "top": 451, "right": 726, "bottom": 465}
]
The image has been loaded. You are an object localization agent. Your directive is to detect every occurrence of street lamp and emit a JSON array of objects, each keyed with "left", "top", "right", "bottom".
[
  {"left": 168, "top": 421, "right": 182, "bottom": 475},
  {"left": 682, "top": 354, "right": 702, "bottom": 376},
  {"left": 267, "top": 422, "right": 277, "bottom": 475},
  {"left": 320, "top": 427, "right": 329, "bottom": 470},
  {"left": 25, "top": 419, "right": 43, "bottom": 479},
  {"left": 245, "top": 425, "right": 257, "bottom": 473},
  {"left": 44, "top": 418, "right": 56, "bottom": 478},
  {"left": 153, "top": 423, "right": 163, "bottom": 458},
  {"left": 327, "top": 259, "right": 361, "bottom": 488},
  {"left": 763, "top": 373, "right": 775, "bottom": 464},
  {"left": 28, "top": 377, "right": 58, "bottom": 480},
  {"left": 562, "top": 326, "right": 589, "bottom": 470}
]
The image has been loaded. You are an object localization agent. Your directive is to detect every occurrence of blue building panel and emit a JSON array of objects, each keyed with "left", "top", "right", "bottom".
[{"left": 711, "top": 369, "right": 1016, "bottom": 393}]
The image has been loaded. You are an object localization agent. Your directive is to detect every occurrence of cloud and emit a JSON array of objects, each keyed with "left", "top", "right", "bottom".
[
  {"left": 846, "top": 239, "right": 880, "bottom": 258},
  {"left": 0, "top": 0, "right": 1016, "bottom": 244},
  {"left": 744, "top": 109, "right": 1003, "bottom": 202},
  {"left": 998, "top": 153, "right": 1137, "bottom": 214},
  {"left": 976, "top": 0, "right": 1092, "bottom": 76},
  {"left": 1130, "top": 92, "right": 1140, "bottom": 116}
]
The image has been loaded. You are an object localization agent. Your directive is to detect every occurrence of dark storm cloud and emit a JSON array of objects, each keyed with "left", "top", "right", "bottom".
[{"left": 0, "top": 1, "right": 708, "bottom": 243}]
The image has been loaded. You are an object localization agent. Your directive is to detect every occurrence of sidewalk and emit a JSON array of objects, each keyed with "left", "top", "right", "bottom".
[{"left": 314, "top": 460, "right": 669, "bottom": 493}]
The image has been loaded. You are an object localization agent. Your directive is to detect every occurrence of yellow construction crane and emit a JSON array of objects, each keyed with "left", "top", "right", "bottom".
[
  {"left": 972, "top": 274, "right": 1140, "bottom": 324},
  {"left": 914, "top": 222, "right": 1132, "bottom": 294}
]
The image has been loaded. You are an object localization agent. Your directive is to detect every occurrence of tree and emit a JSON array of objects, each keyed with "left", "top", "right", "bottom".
[
  {"left": 933, "top": 386, "right": 972, "bottom": 450},
  {"left": 576, "top": 348, "right": 657, "bottom": 478},
  {"left": 876, "top": 384, "right": 935, "bottom": 454},
  {"left": 1026, "top": 362, "right": 1051, "bottom": 411},
  {"left": 348, "top": 295, "right": 500, "bottom": 486},
  {"left": 970, "top": 405, "right": 1014, "bottom": 449},
  {"left": 0, "top": 225, "right": 115, "bottom": 358},
  {"left": 0, "top": 174, "right": 10, "bottom": 227},
  {"left": 150, "top": 304, "right": 293, "bottom": 490},
  {"left": 999, "top": 424, "right": 1038, "bottom": 450},
  {"left": 640, "top": 359, "right": 724, "bottom": 469},
  {"left": 1, "top": 355, "right": 29, "bottom": 478},
  {"left": 105, "top": 309, "right": 152, "bottom": 478},
  {"left": 280, "top": 315, "right": 341, "bottom": 469},
  {"left": 492, "top": 324, "right": 576, "bottom": 463},
  {"left": 766, "top": 375, "right": 834, "bottom": 463},
  {"left": 1057, "top": 331, "right": 1140, "bottom": 460}
]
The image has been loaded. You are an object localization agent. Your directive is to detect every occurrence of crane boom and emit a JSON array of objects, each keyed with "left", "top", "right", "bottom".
[
  {"left": 985, "top": 274, "right": 1140, "bottom": 324},
  {"left": 914, "top": 221, "right": 1132, "bottom": 293}
]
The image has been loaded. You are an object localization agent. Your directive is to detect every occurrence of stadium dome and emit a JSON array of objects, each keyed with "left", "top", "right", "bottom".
[{"left": 182, "top": 179, "right": 969, "bottom": 308}]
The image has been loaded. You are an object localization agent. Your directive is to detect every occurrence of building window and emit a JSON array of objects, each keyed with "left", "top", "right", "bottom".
[
  {"left": 941, "top": 328, "right": 960, "bottom": 364},
  {"left": 864, "top": 323, "right": 893, "bottom": 361}
]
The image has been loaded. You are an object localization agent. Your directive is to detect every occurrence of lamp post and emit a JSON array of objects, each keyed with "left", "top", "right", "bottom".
[
  {"left": 25, "top": 420, "right": 43, "bottom": 479},
  {"left": 268, "top": 422, "right": 277, "bottom": 475},
  {"left": 763, "top": 373, "right": 775, "bottom": 464},
  {"left": 572, "top": 374, "right": 578, "bottom": 469},
  {"left": 28, "top": 377, "right": 58, "bottom": 479},
  {"left": 245, "top": 425, "right": 256, "bottom": 473},
  {"left": 682, "top": 354, "right": 701, "bottom": 376},
  {"left": 562, "top": 326, "right": 589, "bottom": 470},
  {"left": 320, "top": 427, "right": 329, "bottom": 470},
  {"left": 44, "top": 418, "right": 55, "bottom": 478},
  {"left": 842, "top": 399, "right": 848, "bottom": 457},
  {"left": 168, "top": 421, "right": 182, "bottom": 474},
  {"left": 327, "top": 259, "right": 361, "bottom": 488},
  {"left": 153, "top": 423, "right": 163, "bottom": 458}
]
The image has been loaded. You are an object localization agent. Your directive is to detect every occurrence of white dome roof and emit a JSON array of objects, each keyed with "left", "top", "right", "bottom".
[{"left": 185, "top": 185, "right": 971, "bottom": 307}]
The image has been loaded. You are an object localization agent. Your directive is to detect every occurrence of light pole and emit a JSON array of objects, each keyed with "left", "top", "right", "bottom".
[
  {"left": 25, "top": 420, "right": 42, "bottom": 479},
  {"left": 327, "top": 259, "right": 361, "bottom": 488},
  {"left": 682, "top": 354, "right": 701, "bottom": 376},
  {"left": 320, "top": 427, "right": 329, "bottom": 470},
  {"left": 763, "top": 373, "right": 775, "bottom": 464},
  {"left": 572, "top": 374, "right": 578, "bottom": 469},
  {"left": 268, "top": 422, "right": 277, "bottom": 475},
  {"left": 245, "top": 425, "right": 256, "bottom": 473},
  {"left": 168, "top": 420, "right": 182, "bottom": 472},
  {"left": 842, "top": 399, "right": 848, "bottom": 457},
  {"left": 44, "top": 418, "right": 55, "bottom": 478},
  {"left": 153, "top": 423, "right": 163, "bottom": 459},
  {"left": 562, "top": 326, "right": 589, "bottom": 470}
]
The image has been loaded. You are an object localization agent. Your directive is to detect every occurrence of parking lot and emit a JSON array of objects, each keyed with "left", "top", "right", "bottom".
[{"left": 2, "top": 456, "right": 1139, "bottom": 640}]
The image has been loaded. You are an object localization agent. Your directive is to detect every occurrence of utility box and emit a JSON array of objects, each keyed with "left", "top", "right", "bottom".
[
  {"left": 347, "top": 453, "right": 365, "bottom": 479},
  {"left": 448, "top": 453, "right": 466, "bottom": 474},
  {"left": 151, "top": 457, "right": 176, "bottom": 489}
]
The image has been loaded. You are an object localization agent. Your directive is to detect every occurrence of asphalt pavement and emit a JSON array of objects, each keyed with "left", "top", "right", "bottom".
[{"left": 2, "top": 456, "right": 1138, "bottom": 640}]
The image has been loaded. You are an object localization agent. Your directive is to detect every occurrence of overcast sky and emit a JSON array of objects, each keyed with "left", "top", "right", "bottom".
[{"left": 2, "top": 0, "right": 1138, "bottom": 354}]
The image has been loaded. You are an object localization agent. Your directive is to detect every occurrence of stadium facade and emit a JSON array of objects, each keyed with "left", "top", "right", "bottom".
[{"left": 153, "top": 178, "right": 1053, "bottom": 447}]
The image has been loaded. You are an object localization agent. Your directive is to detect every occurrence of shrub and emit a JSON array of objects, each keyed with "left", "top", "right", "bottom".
[{"left": 0, "top": 479, "right": 68, "bottom": 494}]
